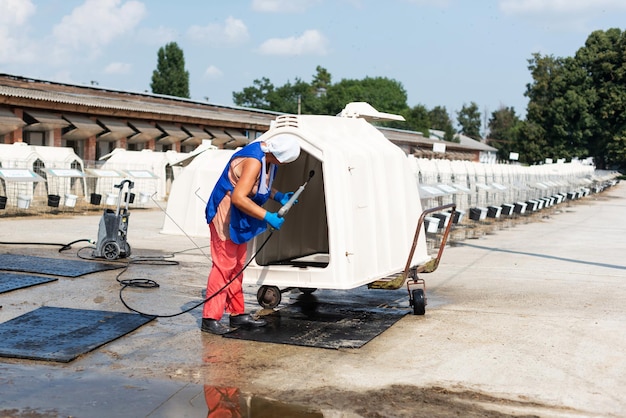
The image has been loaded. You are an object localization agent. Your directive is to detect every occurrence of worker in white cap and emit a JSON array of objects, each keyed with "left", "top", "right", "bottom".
[{"left": 201, "top": 134, "right": 301, "bottom": 335}]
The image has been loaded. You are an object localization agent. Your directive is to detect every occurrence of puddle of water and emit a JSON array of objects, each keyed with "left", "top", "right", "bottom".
[
  {"left": 1, "top": 365, "right": 322, "bottom": 418},
  {"left": 203, "top": 386, "right": 323, "bottom": 418},
  {"left": 0, "top": 284, "right": 431, "bottom": 417}
]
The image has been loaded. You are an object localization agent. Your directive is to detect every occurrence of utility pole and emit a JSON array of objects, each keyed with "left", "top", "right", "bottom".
[{"left": 482, "top": 105, "right": 489, "bottom": 141}]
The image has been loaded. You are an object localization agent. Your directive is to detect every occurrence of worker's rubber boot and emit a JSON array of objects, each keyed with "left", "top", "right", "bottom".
[
  {"left": 201, "top": 318, "right": 234, "bottom": 335},
  {"left": 229, "top": 313, "right": 267, "bottom": 328}
]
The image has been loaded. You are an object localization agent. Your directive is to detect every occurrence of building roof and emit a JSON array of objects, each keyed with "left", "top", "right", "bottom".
[
  {"left": 379, "top": 127, "right": 497, "bottom": 153},
  {"left": 429, "top": 129, "right": 497, "bottom": 152},
  {"left": 0, "top": 73, "right": 278, "bottom": 129}
]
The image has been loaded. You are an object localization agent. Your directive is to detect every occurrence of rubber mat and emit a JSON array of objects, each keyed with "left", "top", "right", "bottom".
[
  {"left": 0, "top": 272, "right": 58, "bottom": 294},
  {"left": 0, "top": 254, "right": 124, "bottom": 277},
  {"left": 224, "top": 299, "right": 408, "bottom": 349},
  {"left": 0, "top": 306, "right": 155, "bottom": 362}
]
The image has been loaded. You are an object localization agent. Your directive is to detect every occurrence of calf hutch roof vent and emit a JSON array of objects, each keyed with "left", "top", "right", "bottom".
[{"left": 337, "top": 102, "right": 406, "bottom": 122}]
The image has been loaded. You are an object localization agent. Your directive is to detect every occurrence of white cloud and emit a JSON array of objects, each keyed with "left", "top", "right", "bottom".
[
  {"left": 52, "top": 0, "right": 146, "bottom": 50},
  {"left": 0, "top": 30, "right": 37, "bottom": 64},
  {"left": 136, "top": 26, "right": 178, "bottom": 46},
  {"left": 252, "top": 0, "right": 321, "bottom": 13},
  {"left": 0, "top": 0, "right": 37, "bottom": 63},
  {"left": 104, "top": 62, "right": 132, "bottom": 74},
  {"left": 0, "top": 0, "right": 36, "bottom": 25},
  {"left": 204, "top": 65, "right": 223, "bottom": 79},
  {"left": 499, "top": 0, "right": 626, "bottom": 16},
  {"left": 258, "top": 29, "right": 329, "bottom": 56},
  {"left": 187, "top": 17, "right": 249, "bottom": 46}
]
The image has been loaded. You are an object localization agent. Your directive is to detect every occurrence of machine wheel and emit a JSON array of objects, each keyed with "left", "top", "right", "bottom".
[
  {"left": 102, "top": 241, "right": 120, "bottom": 260},
  {"left": 411, "top": 289, "right": 426, "bottom": 315},
  {"left": 299, "top": 287, "right": 317, "bottom": 295},
  {"left": 257, "top": 285, "right": 282, "bottom": 309},
  {"left": 122, "top": 242, "right": 131, "bottom": 258}
]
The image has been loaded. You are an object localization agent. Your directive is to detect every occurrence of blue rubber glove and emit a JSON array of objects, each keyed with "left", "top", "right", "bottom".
[
  {"left": 273, "top": 191, "right": 295, "bottom": 206},
  {"left": 264, "top": 211, "right": 285, "bottom": 230}
]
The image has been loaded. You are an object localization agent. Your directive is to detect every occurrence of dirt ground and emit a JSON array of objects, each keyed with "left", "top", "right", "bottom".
[{"left": 267, "top": 385, "right": 569, "bottom": 417}]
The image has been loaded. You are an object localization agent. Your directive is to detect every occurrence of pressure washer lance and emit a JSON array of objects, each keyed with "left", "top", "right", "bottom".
[{"left": 278, "top": 170, "right": 315, "bottom": 217}]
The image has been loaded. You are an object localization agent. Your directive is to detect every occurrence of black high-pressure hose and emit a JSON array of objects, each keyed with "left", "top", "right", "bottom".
[
  {"left": 116, "top": 231, "right": 274, "bottom": 318},
  {"left": 0, "top": 238, "right": 94, "bottom": 252},
  {"left": 0, "top": 234, "right": 264, "bottom": 319},
  {"left": 0, "top": 229, "right": 272, "bottom": 319},
  {"left": 120, "top": 170, "right": 316, "bottom": 318},
  {"left": 2, "top": 170, "right": 315, "bottom": 319}
]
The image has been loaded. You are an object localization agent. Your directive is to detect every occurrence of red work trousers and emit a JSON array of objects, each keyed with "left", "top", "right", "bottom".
[{"left": 202, "top": 222, "right": 247, "bottom": 320}]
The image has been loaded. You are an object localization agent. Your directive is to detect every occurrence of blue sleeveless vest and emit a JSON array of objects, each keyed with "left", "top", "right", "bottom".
[{"left": 205, "top": 142, "right": 274, "bottom": 244}]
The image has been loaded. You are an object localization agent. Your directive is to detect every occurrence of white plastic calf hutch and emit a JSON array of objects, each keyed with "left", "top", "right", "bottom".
[{"left": 243, "top": 103, "right": 456, "bottom": 315}]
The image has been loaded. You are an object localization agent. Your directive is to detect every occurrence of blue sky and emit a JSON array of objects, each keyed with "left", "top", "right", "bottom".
[{"left": 2, "top": 0, "right": 626, "bottom": 127}]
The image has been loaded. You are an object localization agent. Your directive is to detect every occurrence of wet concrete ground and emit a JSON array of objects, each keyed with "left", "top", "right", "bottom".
[{"left": 1, "top": 182, "right": 625, "bottom": 417}]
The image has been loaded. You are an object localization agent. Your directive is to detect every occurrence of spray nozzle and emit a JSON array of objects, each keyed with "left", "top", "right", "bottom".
[{"left": 278, "top": 170, "right": 315, "bottom": 218}]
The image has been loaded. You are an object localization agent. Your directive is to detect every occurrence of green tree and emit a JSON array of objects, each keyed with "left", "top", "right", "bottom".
[
  {"left": 456, "top": 102, "right": 482, "bottom": 140},
  {"left": 523, "top": 30, "right": 626, "bottom": 170},
  {"left": 575, "top": 28, "right": 626, "bottom": 169},
  {"left": 311, "top": 65, "right": 331, "bottom": 95},
  {"left": 232, "top": 69, "right": 409, "bottom": 119},
  {"left": 269, "top": 78, "right": 315, "bottom": 114},
  {"left": 326, "top": 76, "right": 408, "bottom": 116},
  {"left": 488, "top": 106, "right": 521, "bottom": 161},
  {"left": 150, "top": 42, "right": 190, "bottom": 98},
  {"left": 524, "top": 53, "right": 593, "bottom": 164},
  {"left": 429, "top": 106, "right": 457, "bottom": 142},
  {"left": 233, "top": 76, "right": 322, "bottom": 114},
  {"left": 400, "top": 104, "right": 430, "bottom": 137},
  {"left": 306, "top": 66, "right": 332, "bottom": 115},
  {"left": 516, "top": 120, "right": 547, "bottom": 165},
  {"left": 233, "top": 77, "right": 275, "bottom": 110}
]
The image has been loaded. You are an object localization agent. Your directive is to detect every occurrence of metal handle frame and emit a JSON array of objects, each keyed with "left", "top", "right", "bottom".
[{"left": 404, "top": 203, "right": 457, "bottom": 278}]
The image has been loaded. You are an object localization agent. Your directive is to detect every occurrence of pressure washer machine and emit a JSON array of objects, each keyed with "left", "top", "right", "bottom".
[{"left": 93, "top": 179, "right": 134, "bottom": 260}]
